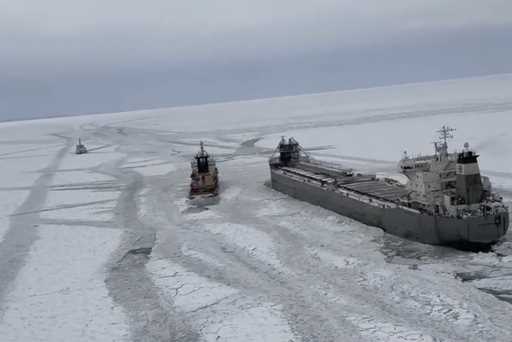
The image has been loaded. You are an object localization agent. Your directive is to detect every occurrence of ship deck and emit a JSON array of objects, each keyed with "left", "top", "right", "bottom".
[{"left": 277, "top": 165, "right": 409, "bottom": 203}]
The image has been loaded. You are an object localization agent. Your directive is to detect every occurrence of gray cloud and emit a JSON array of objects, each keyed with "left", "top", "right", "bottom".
[{"left": 1, "top": 1, "right": 512, "bottom": 120}]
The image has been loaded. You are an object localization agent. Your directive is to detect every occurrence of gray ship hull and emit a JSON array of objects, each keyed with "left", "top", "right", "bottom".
[{"left": 270, "top": 169, "right": 509, "bottom": 246}]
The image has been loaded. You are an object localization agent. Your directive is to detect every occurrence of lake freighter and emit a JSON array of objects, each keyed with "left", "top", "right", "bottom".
[{"left": 269, "top": 127, "right": 509, "bottom": 247}]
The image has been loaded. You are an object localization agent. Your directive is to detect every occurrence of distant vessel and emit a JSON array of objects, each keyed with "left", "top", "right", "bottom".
[
  {"left": 190, "top": 142, "right": 219, "bottom": 197},
  {"left": 75, "top": 138, "right": 88, "bottom": 154},
  {"left": 269, "top": 128, "right": 509, "bottom": 247}
]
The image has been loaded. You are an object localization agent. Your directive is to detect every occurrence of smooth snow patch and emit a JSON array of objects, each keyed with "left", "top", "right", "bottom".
[
  {"left": 203, "top": 223, "right": 285, "bottom": 272},
  {"left": 181, "top": 244, "right": 225, "bottom": 268},
  {"left": 122, "top": 159, "right": 176, "bottom": 177},
  {"left": 59, "top": 145, "right": 124, "bottom": 170},
  {"left": 312, "top": 249, "right": 365, "bottom": 270},
  {"left": 184, "top": 209, "right": 221, "bottom": 221},
  {"left": 174, "top": 198, "right": 191, "bottom": 213},
  {"left": 51, "top": 170, "right": 114, "bottom": 186},
  {"left": 220, "top": 186, "right": 241, "bottom": 201},
  {"left": 255, "top": 199, "right": 287, "bottom": 217},
  {"left": 222, "top": 156, "right": 267, "bottom": 166},
  {"left": 0, "top": 190, "right": 28, "bottom": 243},
  {"left": 123, "top": 157, "right": 156, "bottom": 165},
  {"left": 41, "top": 189, "right": 118, "bottom": 221},
  {"left": 0, "top": 146, "right": 63, "bottom": 188}
]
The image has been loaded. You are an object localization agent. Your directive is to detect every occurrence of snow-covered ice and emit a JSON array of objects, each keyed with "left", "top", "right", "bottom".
[
  {"left": 1, "top": 74, "right": 512, "bottom": 341},
  {"left": 203, "top": 222, "right": 286, "bottom": 272},
  {"left": 122, "top": 157, "right": 176, "bottom": 177},
  {"left": 0, "top": 225, "right": 128, "bottom": 342},
  {"left": 147, "top": 258, "right": 297, "bottom": 342}
]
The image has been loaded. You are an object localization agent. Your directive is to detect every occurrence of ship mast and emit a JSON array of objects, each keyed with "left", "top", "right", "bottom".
[{"left": 434, "top": 125, "right": 455, "bottom": 159}]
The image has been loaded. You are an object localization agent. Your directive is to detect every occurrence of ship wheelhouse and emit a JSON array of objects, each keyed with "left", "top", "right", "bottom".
[{"left": 189, "top": 141, "right": 219, "bottom": 197}]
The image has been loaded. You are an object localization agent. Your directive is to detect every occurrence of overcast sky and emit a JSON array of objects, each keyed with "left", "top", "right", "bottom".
[{"left": 1, "top": 1, "right": 512, "bottom": 121}]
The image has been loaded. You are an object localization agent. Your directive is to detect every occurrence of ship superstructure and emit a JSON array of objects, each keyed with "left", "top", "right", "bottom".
[
  {"left": 190, "top": 142, "right": 219, "bottom": 197},
  {"left": 269, "top": 130, "right": 509, "bottom": 247},
  {"left": 398, "top": 126, "right": 503, "bottom": 219}
]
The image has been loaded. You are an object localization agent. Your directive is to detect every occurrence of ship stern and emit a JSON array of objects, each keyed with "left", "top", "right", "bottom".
[{"left": 463, "top": 211, "right": 509, "bottom": 245}]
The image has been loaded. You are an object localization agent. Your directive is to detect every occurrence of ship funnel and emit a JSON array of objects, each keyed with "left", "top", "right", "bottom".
[{"left": 456, "top": 144, "right": 483, "bottom": 204}]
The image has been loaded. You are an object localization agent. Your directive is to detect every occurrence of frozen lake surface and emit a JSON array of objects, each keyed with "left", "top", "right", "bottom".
[{"left": 1, "top": 74, "right": 512, "bottom": 341}]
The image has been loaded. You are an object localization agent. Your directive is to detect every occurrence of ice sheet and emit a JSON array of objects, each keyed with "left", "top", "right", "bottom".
[{"left": 0, "top": 225, "right": 129, "bottom": 342}]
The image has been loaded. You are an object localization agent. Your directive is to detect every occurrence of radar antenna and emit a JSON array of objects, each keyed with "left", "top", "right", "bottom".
[
  {"left": 434, "top": 126, "right": 455, "bottom": 158},
  {"left": 437, "top": 126, "right": 455, "bottom": 145}
]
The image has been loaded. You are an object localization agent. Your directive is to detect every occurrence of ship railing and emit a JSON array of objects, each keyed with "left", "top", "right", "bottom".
[
  {"left": 333, "top": 185, "right": 409, "bottom": 210},
  {"left": 279, "top": 167, "right": 335, "bottom": 185},
  {"left": 276, "top": 166, "right": 426, "bottom": 213}
]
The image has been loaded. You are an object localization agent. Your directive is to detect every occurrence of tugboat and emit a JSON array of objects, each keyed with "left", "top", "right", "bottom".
[
  {"left": 190, "top": 142, "right": 219, "bottom": 198},
  {"left": 269, "top": 128, "right": 509, "bottom": 248},
  {"left": 75, "top": 138, "right": 88, "bottom": 155}
]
